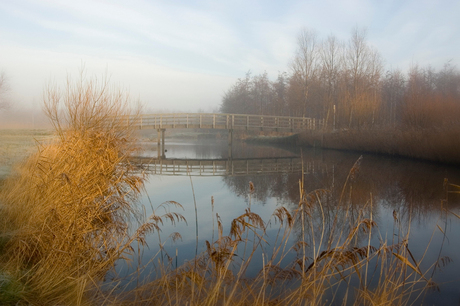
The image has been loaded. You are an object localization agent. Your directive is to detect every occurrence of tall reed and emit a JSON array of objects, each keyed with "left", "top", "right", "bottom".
[
  {"left": 116, "top": 158, "right": 441, "bottom": 306},
  {"left": 0, "top": 71, "right": 155, "bottom": 305}
]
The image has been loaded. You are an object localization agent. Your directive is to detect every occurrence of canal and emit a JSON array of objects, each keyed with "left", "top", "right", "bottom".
[{"left": 115, "top": 137, "right": 460, "bottom": 305}]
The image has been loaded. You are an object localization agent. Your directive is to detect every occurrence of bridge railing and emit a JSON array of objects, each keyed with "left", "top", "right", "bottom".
[
  {"left": 124, "top": 113, "right": 323, "bottom": 131},
  {"left": 132, "top": 157, "right": 328, "bottom": 176}
]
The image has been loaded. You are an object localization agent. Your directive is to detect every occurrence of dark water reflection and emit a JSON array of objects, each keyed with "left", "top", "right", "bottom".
[{"left": 124, "top": 139, "right": 460, "bottom": 304}]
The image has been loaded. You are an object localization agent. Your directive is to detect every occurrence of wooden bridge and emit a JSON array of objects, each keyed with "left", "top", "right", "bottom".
[
  {"left": 130, "top": 113, "right": 324, "bottom": 132},
  {"left": 132, "top": 156, "right": 329, "bottom": 177},
  {"left": 123, "top": 113, "right": 324, "bottom": 157}
]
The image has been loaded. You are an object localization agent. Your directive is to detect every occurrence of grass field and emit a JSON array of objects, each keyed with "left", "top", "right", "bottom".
[{"left": 0, "top": 129, "right": 55, "bottom": 179}]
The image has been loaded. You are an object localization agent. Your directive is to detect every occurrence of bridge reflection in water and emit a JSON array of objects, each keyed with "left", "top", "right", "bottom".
[
  {"left": 132, "top": 156, "right": 329, "bottom": 177},
  {"left": 124, "top": 113, "right": 325, "bottom": 158}
]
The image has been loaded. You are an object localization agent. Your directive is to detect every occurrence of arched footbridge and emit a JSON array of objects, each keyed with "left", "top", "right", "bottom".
[
  {"left": 130, "top": 113, "right": 323, "bottom": 132},
  {"left": 122, "top": 113, "right": 324, "bottom": 157}
]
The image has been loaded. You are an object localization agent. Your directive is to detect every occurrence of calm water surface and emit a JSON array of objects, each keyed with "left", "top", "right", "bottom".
[{"left": 117, "top": 138, "right": 460, "bottom": 305}]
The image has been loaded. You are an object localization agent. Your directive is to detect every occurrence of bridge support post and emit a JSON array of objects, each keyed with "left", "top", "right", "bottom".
[
  {"left": 157, "top": 129, "right": 161, "bottom": 158},
  {"left": 157, "top": 129, "right": 166, "bottom": 158},
  {"left": 161, "top": 129, "right": 165, "bottom": 158},
  {"left": 228, "top": 129, "right": 233, "bottom": 159}
]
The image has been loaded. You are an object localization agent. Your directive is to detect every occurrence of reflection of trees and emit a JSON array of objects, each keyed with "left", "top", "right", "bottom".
[
  {"left": 222, "top": 146, "right": 460, "bottom": 241},
  {"left": 350, "top": 155, "right": 460, "bottom": 223},
  {"left": 223, "top": 173, "right": 299, "bottom": 205}
]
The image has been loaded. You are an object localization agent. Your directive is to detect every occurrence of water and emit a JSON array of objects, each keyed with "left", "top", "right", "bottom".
[{"left": 118, "top": 138, "right": 460, "bottom": 304}]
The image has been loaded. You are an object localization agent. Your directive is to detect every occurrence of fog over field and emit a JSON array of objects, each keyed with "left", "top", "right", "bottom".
[{"left": 1, "top": 0, "right": 459, "bottom": 127}]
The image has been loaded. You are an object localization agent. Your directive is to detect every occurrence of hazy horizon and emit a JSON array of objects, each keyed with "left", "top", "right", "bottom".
[{"left": 1, "top": 0, "right": 459, "bottom": 128}]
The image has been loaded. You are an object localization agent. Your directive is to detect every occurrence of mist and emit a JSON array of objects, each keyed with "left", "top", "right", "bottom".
[{"left": 0, "top": 108, "right": 51, "bottom": 129}]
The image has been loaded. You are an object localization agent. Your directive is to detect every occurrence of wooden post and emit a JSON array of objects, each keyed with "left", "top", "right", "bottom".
[
  {"left": 161, "top": 129, "right": 166, "bottom": 158},
  {"left": 333, "top": 105, "right": 336, "bottom": 131},
  {"left": 157, "top": 129, "right": 161, "bottom": 158},
  {"left": 228, "top": 129, "right": 233, "bottom": 159}
]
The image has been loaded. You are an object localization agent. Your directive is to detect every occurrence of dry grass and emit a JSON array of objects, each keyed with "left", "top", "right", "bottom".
[
  {"left": 0, "top": 71, "right": 446, "bottom": 305},
  {"left": 110, "top": 164, "right": 438, "bottom": 306},
  {"left": 298, "top": 127, "right": 460, "bottom": 165},
  {"left": 0, "top": 72, "right": 154, "bottom": 305}
]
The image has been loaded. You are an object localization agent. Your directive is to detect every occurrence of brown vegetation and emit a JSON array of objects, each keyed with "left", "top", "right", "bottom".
[
  {"left": 0, "top": 73, "right": 153, "bottom": 304},
  {"left": 220, "top": 27, "right": 460, "bottom": 154},
  {"left": 297, "top": 127, "right": 460, "bottom": 165},
  {"left": 0, "top": 71, "right": 452, "bottom": 305},
  {"left": 220, "top": 27, "right": 384, "bottom": 128},
  {"left": 113, "top": 170, "right": 444, "bottom": 306}
]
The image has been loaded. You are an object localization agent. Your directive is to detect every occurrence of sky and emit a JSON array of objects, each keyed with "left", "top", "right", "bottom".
[{"left": 1, "top": 0, "right": 459, "bottom": 119}]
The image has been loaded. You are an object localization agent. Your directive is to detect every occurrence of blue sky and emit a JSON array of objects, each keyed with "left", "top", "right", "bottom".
[{"left": 1, "top": 0, "right": 459, "bottom": 113}]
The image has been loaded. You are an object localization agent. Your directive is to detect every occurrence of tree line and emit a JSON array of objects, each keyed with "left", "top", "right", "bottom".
[{"left": 220, "top": 27, "right": 460, "bottom": 129}]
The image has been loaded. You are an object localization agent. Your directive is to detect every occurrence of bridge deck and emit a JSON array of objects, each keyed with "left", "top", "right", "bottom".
[{"left": 123, "top": 113, "right": 323, "bottom": 131}]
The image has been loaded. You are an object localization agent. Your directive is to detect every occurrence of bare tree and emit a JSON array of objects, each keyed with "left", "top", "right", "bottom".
[
  {"left": 271, "top": 72, "right": 289, "bottom": 115},
  {"left": 403, "top": 62, "right": 460, "bottom": 127},
  {"left": 344, "top": 27, "right": 383, "bottom": 127},
  {"left": 381, "top": 69, "right": 405, "bottom": 127},
  {"left": 220, "top": 71, "right": 253, "bottom": 114},
  {"left": 251, "top": 72, "right": 273, "bottom": 115},
  {"left": 0, "top": 72, "right": 10, "bottom": 110},
  {"left": 43, "top": 69, "right": 140, "bottom": 138},
  {"left": 320, "top": 34, "right": 344, "bottom": 128},
  {"left": 290, "top": 28, "right": 320, "bottom": 117}
]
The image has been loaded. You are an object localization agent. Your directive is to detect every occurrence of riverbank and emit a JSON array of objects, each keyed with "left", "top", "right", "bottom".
[
  {"left": 244, "top": 127, "right": 460, "bottom": 165},
  {"left": 294, "top": 127, "right": 460, "bottom": 165}
]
